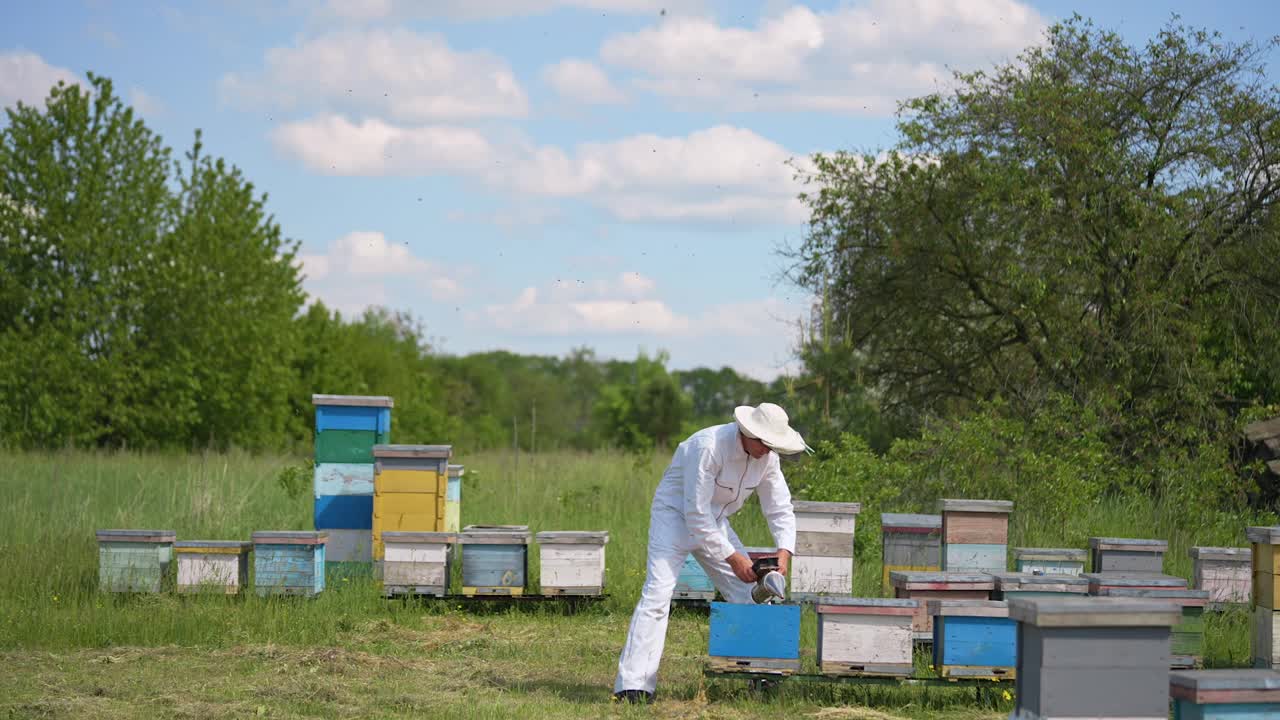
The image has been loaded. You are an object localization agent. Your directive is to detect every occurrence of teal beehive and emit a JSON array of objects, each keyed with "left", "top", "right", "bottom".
[
  {"left": 252, "top": 531, "right": 327, "bottom": 598},
  {"left": 96, "top": 529, "right": 176, "bottom": 594},
  {"left": 460, "top": 525, "right": 530, "bottom": 595}
]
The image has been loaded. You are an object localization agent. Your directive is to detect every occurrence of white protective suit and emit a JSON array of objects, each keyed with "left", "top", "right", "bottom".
[{"left": 613, "top": 421, "right": 796, "bottom": 694}]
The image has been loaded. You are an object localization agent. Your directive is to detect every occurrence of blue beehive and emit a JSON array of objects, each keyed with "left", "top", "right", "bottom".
[
  {"left": 252, "top": 531, "right": 327, "bottom": 598},
  {"left": 312, "top": 394, "right": 392, "bottom": 566},
  {"left": 1170, "top": 669, "right": 1280, "bottom": 720},
  {"left": 674, "top": 554, "right": 715, "bottom": 600},
  {"left": 96, "top": 530, "right": 176, "bottom": 594},
  {"left": 459, "top": 525, "right": 530, "bottom": 595},
  {"left": 708, "top": 602, "right": 802, "bottom": 673},
  {"left": 929, "top": 599, "right": 1016, "bottom": 679}
]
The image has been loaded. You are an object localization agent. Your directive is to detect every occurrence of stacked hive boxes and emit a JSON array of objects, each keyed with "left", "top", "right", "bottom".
[
  {"left": 174, "top": 541, "right": 251, "bottom": 594},
  {"left": 791, "top": 501, "right": 861, "bottom": 598},
  {"left": 939, "top": 499, "right": 1012, "bottom": 573},
  {"left": 1190, "top": 546, "right": 1251, "bottom": 605},
  {"left": 1084, "top": 572, "right": 1188, "bottom": 594},
  {"left": 1013, "top": 547, "right": 1087, "bottom": 576},
  {"left": 707, "top": 602, "right": 801, "bottom": 673},
  {"left": 372, "top": 444, "right": 451, "bottom": 561},
  {"left": 1248, "top": 526, "right": 1280, "bottom": 669},
  {"left": 312, "top": 395, "right": 392, "bottom": 565},
  {"left": 890, "top": 571, "right": 994, "bottom": 640},
  {"left": 1089, "top": 537, "right": 1167, "bottom": 573},
  {"left": 445, "top": 464, "right": 464, "bottom": 533},
  {"left": 815, "top": 598, "right": 917, "bottom": 677},
  {"left": 96, "top": 529, "right": 175, "bottom": 593},
  {"left": 880, "top": 513, "right": 942, "bottom": 595},
  {"left": 381, "top": 531, "right": 455, "bottom": 597},
  {"left": 992, "top": 572, "right": 1088, "bottom": 600}
]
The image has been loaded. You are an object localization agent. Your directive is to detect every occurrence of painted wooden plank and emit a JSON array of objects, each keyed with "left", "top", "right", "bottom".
[
  {"left": 709, "top": 602, "right": 801, "bottom": 660},
  {"left": 942, "top": 512, "right": 1010, "bottom": 544},
  {"left": 880, "top": 513, "right": 941, "bottom": 532},
  {"left": 461, "top": 543, "right": 527, "bottom": 589},
  {"left": 795, "top": 530, "right": 854, "bottom": 557},
  {"left": 883, "top": 534, "right": 942, "bottom": 568},
  {"left": 791, "top": 554, "right": 852, "bottom": 595},
  {"left": 1252, "top": 607, "right": 1280, "bottom": 668},
  {"left": 1093, "top": 549, "right": 1166, "bottom": 573},
  {"left": 539, "top": 544, "right": 607, "bottom": 590},
  {"left": 313, "top": 463, "right": 375, "bottom": 497},
  {"left": 445, "top": 501, "right": 460, "bottom": 533},
  {"left": 96, "top": 529, "right": 176, "bottom": 543},
  {"left": 938, "top": 499, "right": 1014, "bottom": 514},
  {"left": 882, "top": 564, "right": 940, "bottom": 596},
  {"left": 383, "top": 561, "right": 448, "bottom": 588},
  {"left": 251, "top": 531, "right": 328, "bottom": 545},
  {"left": 446, "top": 474, "right": 462, "bottom": 502},
  {"left": 933, "top": 615, "right": 1016, "bottom": 669},
  {"left": 1169, "top": 669, "right": 1280, "bottom": 705},
  {"left": 373, "top": 490, "right": 441, "bottom": 517},
  {"left": 323, "top": 528, "right": 372, "bottom": 563},
  {"left": 942, "top": 542, "right": 1006, "bottom": 572},
  {"left": 372, "top": 444, "right": 452, "bottom": 459},
  {"left": 315, "top": 405, "right": 391, "bottom": 433},
  {"left": 1016, "top": 559, "right": 1086, "bottom": 576},
  {"left": 375, "top": 469, "right": 445, "bottom": 496},
  {"left": 794, "top": 507, "right": 858, "bottom": 534},
  {"left": 818, "top": 611, "right": 913, "bottom": 669},
  {"left": 676, "top": 554, "right": 715, "bottom": 595},
  {"left": 314, "top": 494, "right": 373, "bottom": 529},
  {"left": 1195, "top": 557, "right": 1251, "bottom": 605},
  {"left": 315, "top": 429, "right": 388, "bottom": 464},
  {"left": 311, "top": 394, "right": 393, "bottom": 408}
]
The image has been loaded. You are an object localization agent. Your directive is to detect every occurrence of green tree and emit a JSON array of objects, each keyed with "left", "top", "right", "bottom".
[{"left": 595, "top": 351, "right": 691, "bottom": 451}]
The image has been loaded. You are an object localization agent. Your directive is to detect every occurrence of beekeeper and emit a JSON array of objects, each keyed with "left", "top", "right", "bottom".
[{"left": 613, "top": 402, "right": 809, "bottom": 704}]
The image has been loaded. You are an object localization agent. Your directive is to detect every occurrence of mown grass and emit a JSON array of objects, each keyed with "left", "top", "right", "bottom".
[{"left": 0, "top": 449, "right": 1266, "bottom": 718}]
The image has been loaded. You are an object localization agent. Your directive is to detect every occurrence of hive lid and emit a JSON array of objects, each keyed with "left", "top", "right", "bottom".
[
  {"left": 372, "top": 444, "right": 452, "bottom": 459},
  {"left": 1007, "top": 596, "right": 1183, "bottom": 627},
  {"left": 793, "top": 500, "right": 862, "bottom": 515},
  {"left": 96, "top": 529, "right": 176, "bottom": 542},
  {"left": 889, "top": 571, "right": 995, "bottom": 588},
  {"left": 1096, "top": 588, "right": 1209, "bottom": 606},
  {"left": 464, "top": 524, "right": 529, "bottom": 532},
  {"left": 447, "top": 464, "right": 465, "bottom": 477},
  {"left": 311, "top": 394, "right": 394, "bottom": 408},
  {"left": 880, "top": 513, "right": 942, "bottom": 531},
  {"left": 927, "top": 599, "right": 1009, "bottom": 618},
  {"left": 937, "top": 499, "right": 1013, "bottom": 514},
  {"left": 251, "top": 530, "right": 328, "bottom": 544},
  {"left": 174, "top": 540, "right": 251, "bottom": 550},
  {"left": 815, "top": 597, "right": 918, "bottom": 608},
  {"left": 1012, "top": 547, "right": 1086, "bottom": 561},
  {"left": 1088, "top": 537, "right": 1168, "bottom": 551},
  {"left": 461, "top": 526, "right": 531, "bottom": 544},
  {"left": 992, "top": 572, "right": 1088, "bottom": 589},
  {"left": 382, "top": 531, "right": 457, "bottom": 543},
  {"left": 1169, "top": 669, "right": 1280, "bottom": 701},
  {"left": 1188, "top": 546, "right": 1250, "bottom": 561},
  {"left": 1246, "top": 526, "right": 1280, "bottom": 544},
  {"left": 1082, "top": 572, "right": 1187, "bottom": 588},
  {"left": 535, "top": 531, "right": 610, "bottom": 544}
]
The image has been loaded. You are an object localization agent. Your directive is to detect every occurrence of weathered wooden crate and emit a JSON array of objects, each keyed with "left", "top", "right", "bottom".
[
  {"left": 445, "top": 464, "right": 463, "bottom": 533},
  {"left": 939, "top": 499, "right": 1011, "bottom": 573},
  {"left": 1170, "top": 669, "right": 1280, "bottom": 720},
  {"left": 460, "top": 525, "right": 530, "bottom": 596},
  {"left": 1084, "top": 571, "right": 1189, "bottom": 595},
  {"left": 815, "top": 598, "right": 917, "bottom": 677},
  {"left": 791, "top": 501, "right": 860, "bottom": 597},
  {"left": 880, "top": 513, "right": 941, "bottom": 595},
  {"left": 252, "top": 531, "right": 327, "bottom": 598},
  {"left": 174, "top": 540, "right": 251, "bottom": 594},
  {"left": 1097, "top": 587, "right": 1210, "bottom": 668},
  {"left": 1013, "top": 547, "right": 1086, "bottom": 576},
  {"left": 381, "top": 531, "right": 455, "bottom": 597},
  {"left": 1088, "top": 536, "right": 1168, "bottom": 574},
  {"left": 1008, "top": 596, "right": 1182, "bottom": 720},
  {"left": 992, "top": 572, "right": 1088, "bottom": 600},
  {"left": 708, "top": 602, "right": 801, "bottom": 674},
  {"left": 928, "top": 599, "right": 1016, "bottom": 679},
  {"left": 96, "top": 529, "right": 176, "bottom": 594},
  {"left": 372, "top": 445, "right": 452, "bottom": 560},
  {"left": 535, "top": 531, "right": 609, "bottom": 595},
  {"left": 674, "top": 554, "right": 715, "bottom": 601},
  {"left": 890, "top": 571, "right": 995, "bottom": 639},
  {"left": 1248, "top": 526, "right": 1280, "bottom": 612},
  {"left": 1189, "top": 546, "right": 1250, "bottom": 606}
]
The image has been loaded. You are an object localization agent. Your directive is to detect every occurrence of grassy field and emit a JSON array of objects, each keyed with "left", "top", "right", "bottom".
[{"left": 0, "top": 449, "right": 1264, "bottom": 718}]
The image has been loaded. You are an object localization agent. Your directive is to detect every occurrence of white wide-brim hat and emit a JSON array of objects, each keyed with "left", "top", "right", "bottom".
[{"left": 734, "top": 403, "right": 810, "bottom": 456}]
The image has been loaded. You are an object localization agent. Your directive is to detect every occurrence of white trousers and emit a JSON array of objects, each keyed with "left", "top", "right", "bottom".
[{"left": 613, "top": 506, "right": 756, "bottom": 694}]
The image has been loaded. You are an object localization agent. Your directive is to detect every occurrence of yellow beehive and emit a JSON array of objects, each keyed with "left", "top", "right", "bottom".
[{"left": 372, "top": 444, "right": 451, "bottom": 560}]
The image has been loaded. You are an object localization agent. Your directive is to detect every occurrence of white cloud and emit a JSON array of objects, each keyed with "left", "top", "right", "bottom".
[
  {"left": 272, "top": 115, "right": 496, "bottom": 175},
  {"left": 598, "top": 0, "right": 1046, "bottom": 114},
  {"left": 298, "top": 231, "right": 463, "bottom": 305},
  {"left": 318, "top": 0, "right": 678, "bottom": 22},
  {"left": 128, "top": 87, "right": 165, "bottom": 116},
  {"left": 482, "top": 273, "right": 691, "bottom": 336},
  {"left": 0, "top": 51, "right": 79, "bottom": 110},
  {"left": 220, "top": 29, "right": 528, "bottom": 121},
  {"left": 543, "top": 59, "right": 627, "bottom": 105}
]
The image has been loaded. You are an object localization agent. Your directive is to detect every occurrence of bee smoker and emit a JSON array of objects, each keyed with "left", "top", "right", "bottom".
[{"left": 749, "top": 555, "right": 787, "bottom": 604}]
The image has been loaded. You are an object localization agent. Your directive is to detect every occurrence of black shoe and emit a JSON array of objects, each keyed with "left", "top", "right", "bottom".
[{"left": 613, "top": 690, "right": 653, "bottom": 704}]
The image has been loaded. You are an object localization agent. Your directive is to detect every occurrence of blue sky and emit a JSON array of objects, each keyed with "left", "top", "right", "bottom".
[{"left": 4, "top": 0, "right": 1276, "bottom": 380}]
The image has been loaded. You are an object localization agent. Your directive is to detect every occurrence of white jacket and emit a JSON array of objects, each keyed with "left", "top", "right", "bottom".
[{"left": 651, "top": 421, "right": 796, "bottom": 560}]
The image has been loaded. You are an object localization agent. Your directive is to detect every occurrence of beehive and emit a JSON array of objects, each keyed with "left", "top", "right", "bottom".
[
  {"left": 1008, "top": 596, "right": 1182, "bottom": 720},
  {"left": 992, "top": 572, "right": 1088, "bottom": 600},
  {"left": 382, "top": 531, "right": 455, "bottom": 597},
  {"left": 252, "top": 531, "right": 327, "bottom": 597},
  {"left": 1084, "top": 571, "right": 1189, "bottom": 595},
  {"left": 815, "top": 598, "right": 917, "bottom": 676},
  {"left": 96, "top": 529, "right": 175, "bottom": 594},
  {"left": 1088, "top": 536, "right": 1168, "bottom": 574},
  {"left": 535, "top": 531, "right": 609, "bottom": 595},
  {"left": 1169, "top": 669, "right": 1280, "bottom": 720},
  {"left": 1097, "top": 587, "right": 1209, "bottom": 668},
  {"left": 312, "top": 394, "right": 391, "bottom": 564},
  {"left": 174, "top": 541, "right": 251, "bottom": 594},
  {"left": 1248, "top": 526, "right": 1280, "bottom": 668},
  {"left": 939, "top": 499, "right": 1012, "bottom": 573},
  {"left": 1189, "top": 546, "right": 1250, "bottom": 606},
  {"left": 674, "top": 554, "right": 715, "bottom": 601},
  {"left": 372, "top": 444, "right": 451, "bottom": 560},
  {"left": 1013, "top": 547, "right": 1086, "bottom": 576},
  {"left": 929, "top": 599, "right": 1016, "bottom": 679},
  {"left": 445, "top": 464, "right": 464, "bottom": 533},
  {"left": 880, "top": 513, "right": 942, "bottom": 594},
  {"left": 890, "top": 571, "right": 995, "bottom": 639},
  {"left": 707, "top": 602, "right": 801, "bottom": 674},
  {"left": 460, "top": 525, "right": 530, "bottom": 595},
  {"left": 791, "top": 500, "right": 860, "bottom": 598}
]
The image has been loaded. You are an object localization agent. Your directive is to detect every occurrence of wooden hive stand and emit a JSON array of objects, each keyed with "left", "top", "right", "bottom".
[
  {"left": 1189, "top": 546, "right": 1251, "bottom": 608},
  {"left": 880, "top": 513, "right": 941, "bottom": 595},
  {"left": 790, "top": 501, "right": 861, "bottom": 600},
  {"left": 174, "top": 540, "right": 251, "bottom": 594},
  {"left": 938, "top": 499, "right": 1012, "bottom": 574},
  {"left": 96, "top": 530, "right": 176, "bottom": 594},
  {"left": 1248, "top": 526, "right": 1280, "bottom": 669},
  {"left": 929, "top": 599, "right": 1016, "bottom": 680},
  {"left": 1096, "top": 587, "right": 1210, "bottom": 668},
  {"left": 1012, "top": 547, "right": 1086, "bottom": 576},
  {"left": 815, "top": 598, "right": 918, "bottom": 677},
  {"left": 535, "top": 531, "right": 609, "bottom": 596},
  {"left": 251, "top": 531, "right": 328, "bottom": 598},
  {"left": 311, "top": 394, "right": 392, "bottom": 567},
  {"left": 707, "top": 602, "right": 801, "bottom": 674},
  {"left": 459, "top": 525, "right": 530, "bottom": 596},
  {"left": 1169, "top": 669, "right": 1280, "bottom": 720},
  {"left": 889, "top": 570, "right": 995, "bottom": 641}
]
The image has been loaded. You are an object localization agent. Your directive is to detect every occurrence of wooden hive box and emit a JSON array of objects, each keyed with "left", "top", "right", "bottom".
[
  {"left": 1189, "top": 546, "right": 1250, "bottom": 606},
  {"left": 312, "top": 395, "right": 392, "bottom": 464},
  {"left": 1097, "top": 587, "right": 1209, "bottom": 668},
  {"left": 174, "top": 540, "right": 251, "bottom": 594},
  {"left": 251, "top": 531, "right": 327, "bottom": 598},
  {"left": 445, "top": 464, "right": 464, "bottom": 534},
  {"left": 1084, "top": 571, "right": 1188, "bottom": 595},
  {"left": 939, "top": 499, "right": 1012, "bottom": 573},
  {"left": 791, "top": 500, "right": 860, "bottom": 598},
  {"left": 1013, "top": 547, "right": 1087, "bottom": 576},
  {"left": 815, "top": 598, "right": 918, "bottom": 677},
  {"left": 1248, "top": 526, "right": 1280, "bottom": 668},
  {"left": 459, "top": 525, "right": 530, "bottom": 596},
  {"left": 674, "top": 554, "right": 715, "bottom": 601},
  {"left": 1088, "top": 536, "right": 1168, "bottom": 574},
  {"left": 1169, "top": 669, "right": 1280, "bottom": 720},
  {"left": 890, "top": 570, "right": 995, "bottom": 639},
  {"left": 535, "top": 531, "right": 609, "bottom": 595},
  {"left": 382, "top": 531, "right": 455, "bottom": 597},
  {"left": 1008, "top": 596, "right": 1182, "bottom": 720},
  {"left": 880, "top": 513, "right": 942, "bottom": 595},
  {"left": 96, "top": 529, "right": 176, "bottom": 594},
  {"left": 707, "top": 602, "right": 801, "bottom": 674},
  {"left": 992, "top": 572, "right": 1088, "bottom": 600},
  {"left": 928, "top": 599, "right": 1016, "bottom": 679},
  {"left": 312, "top": 395, "right": 389, "bottom": 563},
  {"left": 372, "top": 445, "right": 452, "bottom": 560}
]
